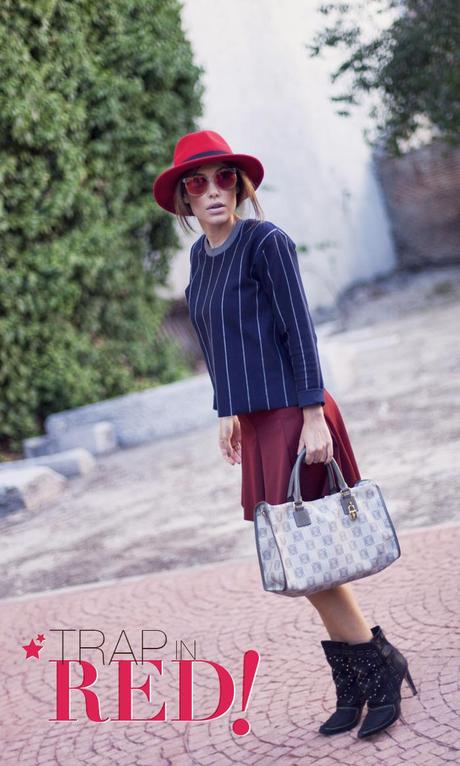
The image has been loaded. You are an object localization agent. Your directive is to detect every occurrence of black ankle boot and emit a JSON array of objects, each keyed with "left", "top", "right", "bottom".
[
  {"left": 319, "top": 639, "right": 367, "bottom": 735},
  {"left": 349, "top": 625, "right": 418, "bottom": 738}
]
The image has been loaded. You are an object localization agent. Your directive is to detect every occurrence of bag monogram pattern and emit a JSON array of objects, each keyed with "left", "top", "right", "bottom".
[{"left": 254, "top": 474, "right": 401, "bottom": 597}]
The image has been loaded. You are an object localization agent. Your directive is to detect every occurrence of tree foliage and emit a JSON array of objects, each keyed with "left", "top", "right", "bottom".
[
  {"left": 308, "top": 0, "right": 460, "bottom": 154},
  {"left": 0, "top": 0, "right": 205, "bottom": 451}
]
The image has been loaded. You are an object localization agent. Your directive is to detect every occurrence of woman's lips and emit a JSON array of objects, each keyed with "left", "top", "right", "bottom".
[{"left": 208, "top": 205, "right": 225, "bottom": 211}]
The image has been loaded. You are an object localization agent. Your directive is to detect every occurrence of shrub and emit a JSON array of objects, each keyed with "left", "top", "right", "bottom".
[{"left": 0, "top": 0, "right": 205, "bottom": 451}]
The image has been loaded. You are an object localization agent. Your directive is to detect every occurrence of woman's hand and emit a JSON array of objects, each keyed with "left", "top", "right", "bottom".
[
  {"left": 218, "top": 415, "right": 242, "bottom": 465},
  {"left": 298, "top": 405, "right": 334, "bottom": 465}
]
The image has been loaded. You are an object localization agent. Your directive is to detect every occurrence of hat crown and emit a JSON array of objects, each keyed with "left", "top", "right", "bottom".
[{"left": 174, "top": 130, "right": 233, "bottom": 168}]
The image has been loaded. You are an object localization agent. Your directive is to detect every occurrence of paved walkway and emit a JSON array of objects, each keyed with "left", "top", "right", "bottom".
[{"left": 1, "top": 522, "right": 459, "bottom": 766}]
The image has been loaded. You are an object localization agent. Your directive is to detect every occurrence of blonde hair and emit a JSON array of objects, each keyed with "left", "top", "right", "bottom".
[{"left": 173, "top": 163, "right": 265, "bottom": 234}]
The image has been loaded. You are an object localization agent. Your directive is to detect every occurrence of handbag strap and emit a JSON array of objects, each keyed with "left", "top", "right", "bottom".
[
  {"left": 286, "top": 447, "right": 349, "bottom": 504},
  {"left": 287, "top": 459, "right": 338, "bottom": 500}
]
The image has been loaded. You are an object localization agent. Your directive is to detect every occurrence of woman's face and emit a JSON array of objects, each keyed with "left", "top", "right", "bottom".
[{"left": 181, "top": 162, "right": 239, "bottom": 228}]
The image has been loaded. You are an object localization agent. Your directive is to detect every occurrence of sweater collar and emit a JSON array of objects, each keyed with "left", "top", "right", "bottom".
[{"left": 203, "top": 217, "right": 245, "bottom": 256}]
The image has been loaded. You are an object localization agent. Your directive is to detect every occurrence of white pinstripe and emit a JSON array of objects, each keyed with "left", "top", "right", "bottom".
[
  {"left": 219, "top": 223, "right": 248, "bottom": 413},
  {"left": 264, "top": 236, "right": 310, "bottom": 390},
  {"left": 254, "top": 277, "right": 271, "bottom": 408},
  {"left": 236, "top": 231, "right": 255, "bottom": 411}
]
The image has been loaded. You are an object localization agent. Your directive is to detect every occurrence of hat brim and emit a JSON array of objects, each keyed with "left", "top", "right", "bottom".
[{"left": 152, "top": 153, "right": 264, "bottom": 214}]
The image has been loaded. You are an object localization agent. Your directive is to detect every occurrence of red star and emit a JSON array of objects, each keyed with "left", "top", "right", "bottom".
[
  {"left": 22, "top": 639, "right": 43, "bottom": 659},
  {"left": 36, "top": 634, "right": 45, "bottom": 643}
]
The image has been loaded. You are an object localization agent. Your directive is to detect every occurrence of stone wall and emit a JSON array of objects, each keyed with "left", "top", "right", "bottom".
[{"left": 375, "top": 140, "right": 460, "bottom": 268}]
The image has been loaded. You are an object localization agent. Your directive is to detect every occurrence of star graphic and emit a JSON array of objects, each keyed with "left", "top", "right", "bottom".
[
  {"left": 36, "top": 634, "right": 45, "bottom": 643},
  {"left": 22, "top": 639, "right": 44, "bottom": 659}
]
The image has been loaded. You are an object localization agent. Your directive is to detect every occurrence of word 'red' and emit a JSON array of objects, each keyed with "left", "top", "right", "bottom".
[{"left": 49, "top": 651, "right": 260, "bottom": 736}]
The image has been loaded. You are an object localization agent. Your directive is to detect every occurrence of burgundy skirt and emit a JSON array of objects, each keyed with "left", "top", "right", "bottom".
[{"left": 238, "top": 389, "right": 362, "bottom": 522}]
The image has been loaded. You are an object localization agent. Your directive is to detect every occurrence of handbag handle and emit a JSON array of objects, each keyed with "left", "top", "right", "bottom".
[
  {"left": 286, "top": 447, "right": 349, "bottom": 504},
  {"left": 287, "top": 459, "right": 338, "bottom": 500}
]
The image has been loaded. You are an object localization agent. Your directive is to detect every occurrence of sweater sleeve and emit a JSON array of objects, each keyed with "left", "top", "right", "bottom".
[{"left": 253, "top": 227, "right": 325, "bottom": 408}]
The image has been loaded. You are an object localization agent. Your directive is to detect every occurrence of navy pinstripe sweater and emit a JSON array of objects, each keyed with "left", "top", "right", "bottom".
[{"left": 184, "top": 217, "right": 325, "bottom": 417}]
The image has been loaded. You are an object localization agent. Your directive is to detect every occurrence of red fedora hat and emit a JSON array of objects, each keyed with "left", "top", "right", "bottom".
[{"left": 152, "top": 129, "right": 264, "bottom": 214}]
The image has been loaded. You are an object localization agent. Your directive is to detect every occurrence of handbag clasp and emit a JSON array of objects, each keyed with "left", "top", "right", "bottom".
[
  {"left": 340, "top": 489, "right": 359, "bottom": 520},
  {"left": 348, "top": 502, "right": 358, "bottom": 520}
]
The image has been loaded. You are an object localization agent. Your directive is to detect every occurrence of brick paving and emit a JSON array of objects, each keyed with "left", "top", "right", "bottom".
[{"left": 1, "top": 522, "right": 459, "bottom": 766}]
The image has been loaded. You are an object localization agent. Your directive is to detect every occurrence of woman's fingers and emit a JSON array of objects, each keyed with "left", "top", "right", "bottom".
[
  {"left": 222, "top": 445, "right": 241, "bottom": 464},
  {"left": 298, "top": 420, "right": 334, "bottom": 465},
  {"left": 298, "top": 440, "right": 323, "bottom": 464},
  {"left": 231, "top": 442, "right": 242, "bottom": 464},
  {"left": 325, "top": 440, "right": 334, "bottom": 464},
  {"left": 298, "top": 441, "right": 333, "bottom": 465},
  {"left": 228, "top": 436, "right": 241, "bottom": 464},
  {"left": 218, "top": 432, "right": 241, "bottom": 465}
]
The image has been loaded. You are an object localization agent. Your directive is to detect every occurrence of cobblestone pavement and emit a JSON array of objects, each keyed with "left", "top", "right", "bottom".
[
  {"left": 0, "top": 265, "right": 459, "bottom": 599},
  {"left": 1, "top": 522, "right": 459, "bottom": 766}
]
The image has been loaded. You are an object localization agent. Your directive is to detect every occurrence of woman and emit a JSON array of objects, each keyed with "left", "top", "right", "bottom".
[{"left": 152, "top": 129, "right": 416, "bottom": 738}]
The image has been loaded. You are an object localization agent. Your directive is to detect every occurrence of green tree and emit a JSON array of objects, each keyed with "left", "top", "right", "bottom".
[
  {"left": 308, "top": 0, "right": 460, "bottom": 154},
  {"left": 0, "top": 0, "right": 204, "bottom": 452}
]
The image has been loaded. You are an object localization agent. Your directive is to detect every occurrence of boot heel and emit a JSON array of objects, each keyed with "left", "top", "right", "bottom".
[{"left": 405, "top": 667, "right": 417, "bottom": 696}]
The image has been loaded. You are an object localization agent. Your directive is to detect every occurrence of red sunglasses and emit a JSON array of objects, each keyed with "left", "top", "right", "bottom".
[{"left": 181, "top": 166, "right": 239, "bottom": 197}]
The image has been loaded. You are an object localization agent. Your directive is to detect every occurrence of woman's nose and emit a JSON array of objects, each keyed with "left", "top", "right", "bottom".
[{"left": 208, "top": 181, "right": 220, "bottom": 194}]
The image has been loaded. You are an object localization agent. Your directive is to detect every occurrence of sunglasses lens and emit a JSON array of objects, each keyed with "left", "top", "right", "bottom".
[
  {"left": 215, "top": 168, "right": 237, "bottom": 189},
  {"left": 184, "top": 175, "right": 207, "bottom": 195}
]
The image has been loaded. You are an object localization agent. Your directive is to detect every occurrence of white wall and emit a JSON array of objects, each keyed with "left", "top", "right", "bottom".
[{"left": 161, "top": 0, "right": 396, "bottom": 311}]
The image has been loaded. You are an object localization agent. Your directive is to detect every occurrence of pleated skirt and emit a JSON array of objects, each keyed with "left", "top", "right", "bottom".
[{"left": 238, "top": 388, "right": 362, "bottom": 522}]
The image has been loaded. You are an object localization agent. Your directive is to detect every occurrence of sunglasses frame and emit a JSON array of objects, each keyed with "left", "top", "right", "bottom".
[{"left": 181, "top": 166, "right": 239, "bottom": 197}]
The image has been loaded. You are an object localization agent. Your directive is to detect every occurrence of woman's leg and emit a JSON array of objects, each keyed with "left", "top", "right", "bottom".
[{"left": 306, "top": 583, "right": 373, "bottom": 643}]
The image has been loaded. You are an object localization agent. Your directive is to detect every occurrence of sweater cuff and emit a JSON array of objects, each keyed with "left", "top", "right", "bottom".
[{"left": 297, "top": 389, "right": 325, "bottom": 407}]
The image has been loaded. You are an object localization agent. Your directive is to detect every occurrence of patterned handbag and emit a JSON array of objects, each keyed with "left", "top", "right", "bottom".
[{"left": 254, "top": 447, "right": 401, "bottom": 597}]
